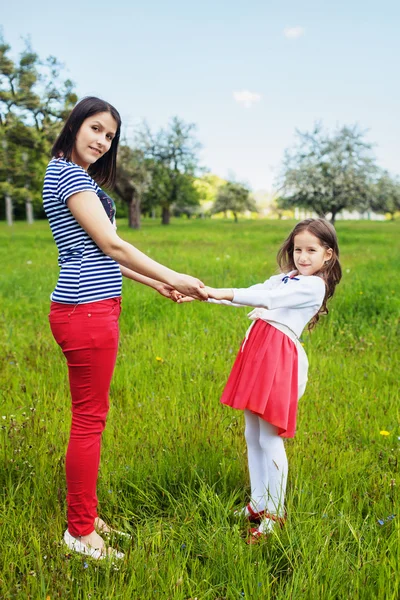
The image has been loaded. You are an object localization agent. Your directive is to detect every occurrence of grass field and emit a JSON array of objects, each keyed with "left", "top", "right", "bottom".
[{"left": 0, "top": 218, "right": 399, "bottom": 600}]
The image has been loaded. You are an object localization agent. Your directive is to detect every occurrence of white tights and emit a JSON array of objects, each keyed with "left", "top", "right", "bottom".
[{"left": 244, "top": 410, "right": 288, "bottom": 517}]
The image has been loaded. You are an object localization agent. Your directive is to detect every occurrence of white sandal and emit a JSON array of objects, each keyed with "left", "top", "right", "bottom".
[
  {"left": 95, "top": 518, "right": 132, "bottom": 539},
  {"left": 63, "top": 530, "right": 125, "bottom": 560},
  {"left": 102, "top": 528, "right": 132, "bottom": 539}
]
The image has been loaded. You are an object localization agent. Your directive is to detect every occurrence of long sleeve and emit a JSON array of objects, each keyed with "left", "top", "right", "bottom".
[
  {"left": 232, "top": 275, "right": 325, "bottom": 310},
  {"left": 207, "top": 298, "right": 243, "bottom": 307},
  {"left": 207, "top": 275, "right": 282, "bottom": 307}
]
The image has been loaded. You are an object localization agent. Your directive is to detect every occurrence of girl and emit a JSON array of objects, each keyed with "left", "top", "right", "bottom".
[
  {"left": 179, "top": 218, "right": 341, "bottom": 541},
  {"left": 44, "top": 96, "right": 207, "bottom": 559}
]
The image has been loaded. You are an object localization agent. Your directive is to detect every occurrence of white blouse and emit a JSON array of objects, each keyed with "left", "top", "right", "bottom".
[{"left": 209, "top": 271, "right": 325, "bottom": 339}]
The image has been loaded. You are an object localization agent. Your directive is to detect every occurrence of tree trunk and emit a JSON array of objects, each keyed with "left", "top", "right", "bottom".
[
  {"left": 163, "top": 175, "right": 178, "bottom": 225},
  {"left": 5, "top": 193, "right": 13, "bottom": 226},
  {"left": 161, "top": 205, "right": 170, "bottom": 225},
  {"left": 128, "top": 194, "right": 141, "bottom": 229},
  {"left": 234, "top": 212, "right": 238, "bottom": 223},
  {"left": 26, "top": 199, "right": 34, "bottom": 224},
  {"left": 330, "top": 205, "right": 344, "bottom": 225}
]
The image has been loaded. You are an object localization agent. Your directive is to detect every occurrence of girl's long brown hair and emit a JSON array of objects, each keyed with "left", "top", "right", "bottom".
[{"left": 277, "top": 218, "right": 342, "bottom": 330}]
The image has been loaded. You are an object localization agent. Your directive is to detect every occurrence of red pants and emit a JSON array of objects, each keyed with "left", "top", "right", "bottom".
[{"left": 49, "top": 297, "right": 121, "bottom": 537}]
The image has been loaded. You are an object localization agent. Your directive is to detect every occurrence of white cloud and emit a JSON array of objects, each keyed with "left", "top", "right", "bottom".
[
  {"left": 233, "top": 90, "right": 262, "bottom": 109},
  {"left": 283, "top": 26, "right": 305, "bottom": 39}
]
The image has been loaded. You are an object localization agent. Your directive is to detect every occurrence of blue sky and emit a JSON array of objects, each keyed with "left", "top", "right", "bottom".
[{"left": 2, "top": 0, "right": 400, "bottom": 191}]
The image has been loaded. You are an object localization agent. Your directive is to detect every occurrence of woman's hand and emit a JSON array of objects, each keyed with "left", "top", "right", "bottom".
[
  {"left": 156, "top": 284, "right": 201, "bottom": 303},
  {"left": 173, "top": 274, "right": 208, "bottom": 301},
  {"left": 156, "top": 284, "right": 195, "bottom": 303},
  {"left": 156, "top": 283, "right": 179, "bottom": 300}
]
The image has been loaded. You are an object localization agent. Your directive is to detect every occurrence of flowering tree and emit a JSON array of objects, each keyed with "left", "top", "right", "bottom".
[
  {"left": 278, "top": 124, "right": 377, "bottom": 223},
  {"left": 370, "top": 172, "right": 400, "bottom": 220}
]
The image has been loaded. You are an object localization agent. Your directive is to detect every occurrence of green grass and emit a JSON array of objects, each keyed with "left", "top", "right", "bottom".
[{"left": 0, "top": 218, "right": 399, "bottom": 600}]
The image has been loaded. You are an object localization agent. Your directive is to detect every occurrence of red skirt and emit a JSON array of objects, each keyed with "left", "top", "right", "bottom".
[{"left": 220, "top": 320, "right": 299, "bottom": 438}]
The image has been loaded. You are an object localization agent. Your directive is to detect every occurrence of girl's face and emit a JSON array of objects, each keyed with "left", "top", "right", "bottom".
[
  {"left": 293, "top": 230, "right": 333, "bottom": 276},
  {"left": 71, "top": 111, "right": 118, "bottom": 170}
]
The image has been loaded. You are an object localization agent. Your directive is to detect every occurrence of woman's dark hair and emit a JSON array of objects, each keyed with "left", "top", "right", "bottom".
[
  {"left": 51, "top": 96, "right": 121, "bottom": 188},
  {"left": 277, "top": 218, "right": 342, "bottom": 330}
]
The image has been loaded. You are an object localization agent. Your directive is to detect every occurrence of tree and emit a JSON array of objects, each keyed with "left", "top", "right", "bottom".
[
  {"left": 171, "top": 173, "right": 201, "bottom": 218},
  {"left": 193, "top": 173, "right": 226, "bottom": 216},
  {"left": 370, "top": 172, "right": 400, "bottom": 220},
  {"left": 0, "top": 36, "right": 77, "bottom": 223},
  {"left": 278, "top": 124, "right": 377, "bottom": 224},
  {"left": 212, "top": 181, "right": 257, "bottom": 222},
  {"left": 137, "top": 117, "right": 201, "bottom": 225},
  {"left": 115, "top": 145, "right": 151, "bottom": 229}
]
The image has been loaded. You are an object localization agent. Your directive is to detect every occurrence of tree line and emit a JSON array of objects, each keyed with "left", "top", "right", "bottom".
[{"left": 1, "top": 37, "right": 399, "bottom": 227}]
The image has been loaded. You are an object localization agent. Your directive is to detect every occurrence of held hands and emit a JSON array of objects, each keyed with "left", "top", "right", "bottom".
[
  {"left": 158, "top": 287, "right": 191, "bottom": 303},
  {"left": 156, "top": 275, "right": 208, "bottom": 302},
  {"left": 157, "top": 279, "right": 234, "bottom": 304},
  {"left": 156, "top": 283, "right": 180, "bottom": 300},
  {"left": 173, "top": 274, "right": 208, "bottom": 301},
  {"left": 175, "top": 286, "right": 234, "bottom": 303}
]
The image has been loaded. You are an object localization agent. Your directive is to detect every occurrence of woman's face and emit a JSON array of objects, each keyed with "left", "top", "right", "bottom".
[{"left": 71, "top": 111, "right": 118, "bottom": 170}]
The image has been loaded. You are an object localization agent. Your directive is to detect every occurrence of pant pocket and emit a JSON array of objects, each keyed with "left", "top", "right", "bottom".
[
  {"left": 88, "top": 315, "right": 119, "bottom": 350},
  {"left": 49, "top": 318, "right": 70, "bottom": 350},
  {"left": 86, "top": 299, "right": 121, "bottom": 318}
]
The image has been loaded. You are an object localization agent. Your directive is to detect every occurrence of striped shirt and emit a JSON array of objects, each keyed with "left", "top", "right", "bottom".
[{"left": 43, "top": 158, "right": 122, "bottom": 304}]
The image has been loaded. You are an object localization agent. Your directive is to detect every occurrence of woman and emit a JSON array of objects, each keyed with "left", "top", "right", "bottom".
[{"left": 43, "top": 96, "right": 207, "bottom": 559}]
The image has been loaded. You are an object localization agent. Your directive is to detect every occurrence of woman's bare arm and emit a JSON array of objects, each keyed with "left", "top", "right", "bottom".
[
  {"left": 67, "top": 191, "right": 207, "bottom": 300},
  {"left": 120, "top": 265, "right": 178, "bottom": 300}
]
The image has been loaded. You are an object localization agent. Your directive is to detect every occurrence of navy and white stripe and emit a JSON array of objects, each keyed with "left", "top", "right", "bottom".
[{"left": 43, "top": 158, "right": 122, "bottom": 304}]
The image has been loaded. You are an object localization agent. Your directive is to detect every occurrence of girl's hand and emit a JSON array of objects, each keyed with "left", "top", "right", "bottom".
[
  {"left": 176, "top": 293, "right": 196, "bottom": 303},
  {"left": 169, "top": 289, "right": 194, "bottom": 302}
]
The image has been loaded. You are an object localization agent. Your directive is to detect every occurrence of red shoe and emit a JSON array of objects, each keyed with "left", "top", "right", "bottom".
[
  {"left": 246, "top": 512, "right": 287, "bottom": 544},
  {"left": 234, "top": 503, "right": 267, "bottom": 523},
  {"left": 247, "top": 527, "right": 267, "bottom": 544},
  {"left": 265, "top": 511, "right": 286, "bottom": 528}
]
